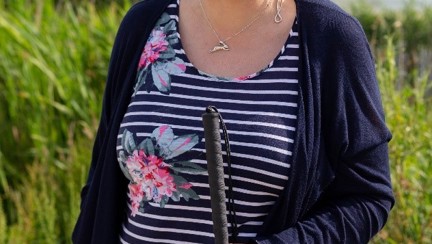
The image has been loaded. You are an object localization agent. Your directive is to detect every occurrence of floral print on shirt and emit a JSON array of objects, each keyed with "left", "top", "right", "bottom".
[
  {"left": 118, "top": 125, "right": 205, "bottom": 216},
  {"left": 134, "top": 13, "right": 186, "bottom": 95}
]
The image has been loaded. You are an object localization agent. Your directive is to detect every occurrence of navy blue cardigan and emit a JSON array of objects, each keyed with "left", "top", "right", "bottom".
[{"left": 72, "top": 0, "right": 394, "bottom": 243}]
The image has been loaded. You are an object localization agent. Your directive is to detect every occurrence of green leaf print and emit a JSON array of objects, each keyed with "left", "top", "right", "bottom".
[
  {"left": 151, "top": 64, "right": 171, "bottom": 94},
  {"left": 170, "top": 161, "right": 206, "bottom": 174},
  {"left": 119, "top": 126, "right": 203, "bottom": 216},
  {"left": 138, "top": 138, "right": 155, "bottom": 155},
  {"left": 171, "top": 191, "right": 181, "bottom": 202},
  {"left": 165, "top": 134, "right": 199, "bottom": 159},
  {"left": 151, "top": 125, "right": 174, "bottom": 148},
  {"left": 118, "top": 151, "right": 133, "bottom": 181},
  {"left": 178, "top": 187, "right": 200, "bottom": 201},
  {"left": 122, "top": 130, "right": 136, "bottom": 154},
  {"left": 156, "top": 12, "right": 171, "bottom": 26},
  {"left": 163, "top": 57, "right": 187, "bottom": 75}
]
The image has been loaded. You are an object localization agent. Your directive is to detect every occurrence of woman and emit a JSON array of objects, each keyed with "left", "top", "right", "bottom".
[{"left": 73, "top": 0, "right": 394, "bottom": 243}]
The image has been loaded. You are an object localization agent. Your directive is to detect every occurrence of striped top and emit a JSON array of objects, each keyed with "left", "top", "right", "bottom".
[{"left": 116, "top": 1, "right": 299, "bottom": 243}]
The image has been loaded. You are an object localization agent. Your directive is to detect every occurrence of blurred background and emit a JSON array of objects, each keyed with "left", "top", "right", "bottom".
[
  {"left": 334, "top": 0, "right": 432, "bottom": 9},
  {"left": 0, "top": 0, "right": 431, "bottom": 243}
]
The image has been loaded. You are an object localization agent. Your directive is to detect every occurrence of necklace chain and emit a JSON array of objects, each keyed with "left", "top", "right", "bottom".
[{"left": 199, "top": 0, "right": 271, "bottom": 53}]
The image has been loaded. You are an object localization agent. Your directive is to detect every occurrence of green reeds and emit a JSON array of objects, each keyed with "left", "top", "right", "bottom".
[
  {"left": 0, "top": 0, "right": 123, "bottom": 168},
  {"left": 0, "top": 0, "right": 130, "bottom": 242},
  {"left": 372, "top": 36, "right": 432, "bottom": 243}
]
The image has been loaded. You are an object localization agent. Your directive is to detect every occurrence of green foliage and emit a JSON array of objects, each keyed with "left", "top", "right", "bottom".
[
  {"left": 0, "top": 0, "right": 127, "bottom": 168},
  {"left": 0, "top": 0, "right": 431, "bottom": 243},
  {"left": 0, "top": 0, "right": 130, "bottom": 242},
  {"left": 351, "top": 1, "right": 432, "bottom": 49},
  {"left": 351, "top": 1, "right": 432, "bottom": 85},
  {"left": 371, "top": 37, "right": 432, "bottom": 243}
]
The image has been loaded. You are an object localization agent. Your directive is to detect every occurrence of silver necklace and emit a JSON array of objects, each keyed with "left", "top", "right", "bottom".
[{"left": 200, "top": 0, "right": 271, "bottom": 53}]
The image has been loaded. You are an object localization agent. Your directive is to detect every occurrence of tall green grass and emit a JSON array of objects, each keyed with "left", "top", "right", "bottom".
[
  {"left": 372, "top": 37, "right": 432, "bottom": 243},
  {"left": 0, "top": 0, "right": 431, "bottom": 243},
  {"left": 0, "top": 0, "right": 130, "bottom": 242},
  {"left": 0, "top": 0, "right": 122, "bottom": 169}
]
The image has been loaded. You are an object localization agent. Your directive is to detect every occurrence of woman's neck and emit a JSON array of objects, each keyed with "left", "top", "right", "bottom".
[
  {"left": 200, "top": 0, "right": 273, "bottom": 33},
  {"left": 204, "top": 0, "right": 266, "bottom": 9}
]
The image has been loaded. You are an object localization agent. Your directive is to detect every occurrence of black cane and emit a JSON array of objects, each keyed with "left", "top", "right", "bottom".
[{"left": 202, "top": 106, "right": 229, "bottom": 244}]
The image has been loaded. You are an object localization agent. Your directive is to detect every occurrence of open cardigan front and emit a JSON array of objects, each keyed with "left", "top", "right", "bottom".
[{"left": 72, "top": 0, "right": 394, "bottom": 243}]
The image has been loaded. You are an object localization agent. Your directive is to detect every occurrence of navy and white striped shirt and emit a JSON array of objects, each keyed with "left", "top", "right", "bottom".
[{"left": 117, "top": 1, "right": 299, "bottom": 243}]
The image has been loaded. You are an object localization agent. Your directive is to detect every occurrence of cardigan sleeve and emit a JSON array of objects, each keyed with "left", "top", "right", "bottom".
[
  {"left": 255, "top": 10, "right": 394, "bottom": 244},
  {"left": 73, "top": 1, "right": 171, "bottom": 242},
  {"left": 77, "top": 29, "right": 117, "bottom": 210},
  {"left": 255, "top": 144, "right": 393, "bottom": 243},
  {"left": 77, "top": 1, "right": 148, "bottom": 210}
]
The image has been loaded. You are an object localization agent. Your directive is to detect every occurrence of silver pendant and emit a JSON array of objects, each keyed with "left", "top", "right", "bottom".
[
  {"left": 274, "top": 0, "right": 283, "bottom": 23},
  {"left": 210, "top": 41, "right": 230, "bottom": 53}
]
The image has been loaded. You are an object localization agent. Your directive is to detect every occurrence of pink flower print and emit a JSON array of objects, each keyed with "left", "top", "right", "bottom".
[
  {"left": 125, "top": 149, "right": 176, "bottom": 207},
  {"left": 128, "top": 183, "right": 144, "bottom": 216},
  {"left": 235, "top": 75, "right": 252, "bottom": 81},
  {"left": 142, "top": 184, "right": 153, "bottom": 202},
  {"left": 126, "top": 150, "right": 147, "bottom": 183},
  {"left": 141, "top": 161, "right": 176, "bottom": 202},
  {"left": 119, "top": 127, "right": 204, "bottom": 215},
  {"left": 180, "top": 182, "right": 193, "bottom": 189},
  {"left": 138, "top": 29, "right": 169, "bottom": 69},
  {"left": 145, "top": 154, "right": 165, "bottom": 168},
  {"left": 133, "top": 16, "right": 187, "bottom": 95},
  {"left": 153, "top": 167, "right": 176, "bottom": 198}
]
